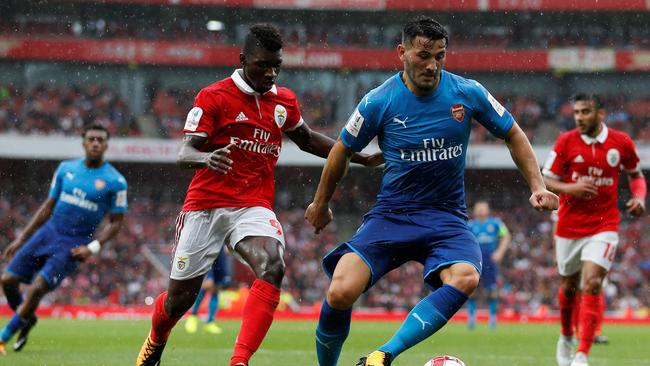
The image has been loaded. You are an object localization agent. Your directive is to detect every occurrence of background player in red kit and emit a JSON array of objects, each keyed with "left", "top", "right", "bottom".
[
  {"left": 542, "top": 94, "right": 646, "bottom": 366},
  {"left": 135, "top": 24, "right": 381, "bottom": 366}
]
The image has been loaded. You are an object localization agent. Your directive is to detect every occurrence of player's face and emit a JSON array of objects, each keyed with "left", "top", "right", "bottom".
[
  {"left": 399, "top": 36, "right": 446, "bottom": 96},
  {"left": 573, "top": 100, "right": 605, "bottom": 137},
  {"left": 241, "top": 46, "right": 282, "bottom": 94},
  {"left": 82, "top": 129, "right": 108, "bottom": 162},
  {"left": 473, "top": 202, "right": 490, "bottom": 220}
]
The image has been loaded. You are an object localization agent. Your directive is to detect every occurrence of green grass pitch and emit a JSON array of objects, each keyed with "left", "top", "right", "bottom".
[{"left": 1, "top": 318, "right": 649, "bottom": 365}]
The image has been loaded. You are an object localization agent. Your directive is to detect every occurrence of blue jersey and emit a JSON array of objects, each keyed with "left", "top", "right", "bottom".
[
  {"left": 340, "top": 71, "right": 514, "bottom": 217},
  {"left": 48, "top": 159, "right": 128, "bottom": 237},
  {"left": 469, "top": 217, "right": 508, "bottom": 255}
]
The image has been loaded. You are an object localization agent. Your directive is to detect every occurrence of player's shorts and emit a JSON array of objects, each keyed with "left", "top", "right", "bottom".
[
  {"left": 479, "top": 256, "right": 498, "bottom": 291},
  {"left": 170, "top": 206, "right": 285, "bottom": 280},
  {"left": 555, "top": 231, "right": 619, "bottom": 276},
  {"left": 322, "top": 208, "right": 481, "bottom": 291},
  {"left": 205, "top": 247, "right": 232, "bottom": 287},
  {"left": 5, "top": 223, "right": 87, "bottom": 289}
]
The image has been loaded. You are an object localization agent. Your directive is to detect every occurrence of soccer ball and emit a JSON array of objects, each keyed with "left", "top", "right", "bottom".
[{"left": 423, "top": 355, "right": 466, "bottom": 366}]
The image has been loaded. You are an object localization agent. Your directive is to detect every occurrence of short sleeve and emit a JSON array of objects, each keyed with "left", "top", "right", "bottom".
[
  {"left": 467, "top": 81, "right": 515, "bottom": 139},
  {"left": 542, "top": 134, "right": 568, "bottom": 180},
  {"left": 110, "top": 176, "right": 128, "bottom": 214},
  {"left": 183, "top": 89, "right": 220, "bottom": 138},
  {"left": 282, "top": 92, "right": 305, "bottom": 132},
  {"left": 48, "top": 163, "right": 64, "bottom": 199},
  {"left": 339, "top": 94, "right": 382, "bottom": 152},
  {"left": 621, "top": 134, "right": 641, "bottom": 173}
]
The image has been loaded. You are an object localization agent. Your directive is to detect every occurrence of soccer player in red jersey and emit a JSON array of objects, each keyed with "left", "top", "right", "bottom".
[
  {"left": 543, "top": 94, "right": 646, "bottom": 366},
  {"left": 135, "top": 24, "right": 381, "bottom": 366}
]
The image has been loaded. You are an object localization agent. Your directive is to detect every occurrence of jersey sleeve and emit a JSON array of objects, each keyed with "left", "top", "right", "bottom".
[
  {"left": 48, "top": 163, "right": 64, "bottom": 199},
  {"left": 621, "top": 134, "right": 641, "bottom": 173},
  {"left": 542, "top": 134, "right": 568, "bottom": 180},
  {"left": 110, "top": 176, "right": 128, "bottom": 214},
  {"left": 339, "top": 94, "right": 382, "bottom": 152},
  {"left": 467, "top": 81, "right": 515, "bottom": 139},
  {"left": 183, "top": 88, "right": 221, "bottom": 138},
  {"left": 282, "top": 90, "right": 305, "bottom": 132}
]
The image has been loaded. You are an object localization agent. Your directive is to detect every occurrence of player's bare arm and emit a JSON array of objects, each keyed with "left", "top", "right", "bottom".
[
  {"left": 492, "top": 230, "right": 510, "bottom": 263},
  {"left": 285, "top": 123, "right": 383, "bottom": 167},
  {"left": 504, "top": 122, "right": 559, "bottom": 211},
  {"left": 176, "top": 135, "right": 234, "bottom": 174},
  {"left": 3, "top": 197, "right": 56, "bottom": 260},
  {"left": 305, "top": 140, "right": 352, "bottom": 233},
  {"left": 626, "top": 170, "right": 646, "bottom": 216},
  {"left": 70, "top": 213, "right": 125, "bottom": 261},
  {"left": 543, "top": 176, "right": 599, "bottom": 199}
]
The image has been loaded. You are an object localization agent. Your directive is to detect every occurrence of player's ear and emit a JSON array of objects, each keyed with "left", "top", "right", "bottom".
[
  {"left": 239, "top": 53, "right": 246, "bottom": 67},
  {"left": 597, "top": 108, "right": 606, "bottom": 121},
  {"left": 397, "top": 44, "right": 406, "bottom": 62}
]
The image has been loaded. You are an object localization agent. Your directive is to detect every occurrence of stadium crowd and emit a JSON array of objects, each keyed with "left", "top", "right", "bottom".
[
  {"left": 0, "top": 168, "right": 648, "bottom": 317},
  {"left": 3, "top": 83, "right": 650, "bottom": 145}
]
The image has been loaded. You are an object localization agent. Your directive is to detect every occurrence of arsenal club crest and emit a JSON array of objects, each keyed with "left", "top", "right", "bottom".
[{"left": 451, "top": 104, "right": 465, "bottom": 123}]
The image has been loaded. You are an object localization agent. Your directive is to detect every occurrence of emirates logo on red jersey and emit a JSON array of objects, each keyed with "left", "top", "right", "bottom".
[{"left": 451, "top": 104, "right": 465, "bottom": 122}]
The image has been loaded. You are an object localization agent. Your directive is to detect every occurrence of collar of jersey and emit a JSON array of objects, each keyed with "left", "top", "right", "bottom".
[
  {"left": 231, "top": 69, "right": 277, "bottom": 96},
  {"left": 580, "top": 124, "right": 608, "bottom": 145}
]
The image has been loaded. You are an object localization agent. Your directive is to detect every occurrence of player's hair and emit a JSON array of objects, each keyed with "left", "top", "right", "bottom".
[
  {"left": 402, "top": 16, "right": 449, "bottom": 47},
  {"left": 243, "top": 23, "right": 283, "bottom": 55},
  {"left": 572, "top": 93, "right": 604, "bottom": 110},
  {"left": 82, "top": 124, "right": 110, "bottom": 139}
]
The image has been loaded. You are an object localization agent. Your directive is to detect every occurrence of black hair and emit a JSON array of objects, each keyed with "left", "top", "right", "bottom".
[
  {"left": 243, "top": 23, "right": 283, "bottom": 55},
  {"left": 402, "top": 15, "right": 449, "bottom": 47},
  {"left": 82, "top": 124, "right": 110, "bottom": 139},
  {"left": 572, "top": 93, "right": 604, "bottom": 110}
]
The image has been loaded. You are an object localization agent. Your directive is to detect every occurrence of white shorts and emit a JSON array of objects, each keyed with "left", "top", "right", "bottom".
[
  {"left": 170, "top": 207, "right": 285, "bottom": 280},
  {"left": 554, "top": 231, "right": 618, "bottom": 276}
]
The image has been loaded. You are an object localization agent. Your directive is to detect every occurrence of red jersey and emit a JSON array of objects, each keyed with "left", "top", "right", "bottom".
[
  {"left": 543, "top": 125, "right": 640, "bottom": 238},
  {"left": 182, "top": 70, "right": 304, "bottom": 211}
]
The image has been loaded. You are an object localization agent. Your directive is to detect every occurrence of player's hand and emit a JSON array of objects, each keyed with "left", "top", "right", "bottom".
[
  {"left": 626, "top": 197, "right": 645, "bottom": 217},
  {"left": 305, "top": 202, "right": 333, "bottom": 234},
  {"left": 362, "top": 152, "right": 384, "bottom": 168},
  {"left": 3, "top": 239, "right": 24, "bottom": 260},
  {"left": 491, "top": 250, "right": 505, "bottom": 264},
  {"left": 529, "top": 189, "right": 559, "bottom": 211},
  {"left": 565, "top": 181, "right": 599, "bottom": 199},
  {"left": 205, "top": 143, "right": 235, "bottom": 174},
  {"left": 70, "top": 246, "right": 93, "bottom": 262}
]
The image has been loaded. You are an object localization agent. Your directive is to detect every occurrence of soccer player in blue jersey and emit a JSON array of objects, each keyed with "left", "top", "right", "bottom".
[
  {"left": 467, "top": 200, "right": 510, "bottom": 330},
  {"left": 184, "top": 247, "right": 232, "bottom": 335},
  {"left": 305, "top": 16, "right": 559, "bottom": 366},
  {"left": 0, "top": 124, "right": 127, "bottom": 355}
]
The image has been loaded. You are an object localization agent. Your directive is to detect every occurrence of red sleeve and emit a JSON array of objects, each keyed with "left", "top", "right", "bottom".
[
  {"left": 183, "top": 88, "right": 221, "bottom": 138},
  {"left": 281, "top": 90, "right": 304, "bottom": 132},
  {"left": 621, "top": 133, "right": 641, "bottom": 172},
  {"left": 543, "top": 133, "right": 568, "bottom": 179}
]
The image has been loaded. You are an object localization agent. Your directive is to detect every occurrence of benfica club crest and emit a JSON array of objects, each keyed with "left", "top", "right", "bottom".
[{"left": 451, "top": 104, "right": 465, "bottom": 122}]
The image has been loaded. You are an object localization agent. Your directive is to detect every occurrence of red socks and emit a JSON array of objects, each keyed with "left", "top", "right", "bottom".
[
  {"left": 558, "top": 288, "right": 579, "bottom": 337},
  {"left": 150, "top": 292, "right": 181, "bottom": 344},
  {"left": 577, "top": 293, "right": 602, "bottom": 355},
  {"left": 230, "top": 279, "right": 281, "bottom": 366}
]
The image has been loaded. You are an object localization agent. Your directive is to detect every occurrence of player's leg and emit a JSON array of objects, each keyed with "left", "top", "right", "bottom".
[
  {"left": 487, "top": 286, "right": 498, "bottom": 329},
  {"left": 317, "top": 252, "right": 370, "bottom": 366},
  {"left": 555, "top": 235, "right": 583, "bottom": 366},
  {"left": 185, "top": 279, "right": 209, "bottom": 334},
  {"left": 205, "top": 250, "right": 230, "bottom": 334},
  {"left": 203, "top": 285, "right": 222, "bottom": 334},
  {"left": 230, "top": 236, "right": 284, "bottom": 366},
  {"left": 0, "top": 273, "right": 24, "bottom": 313},
  {"left": 377, "top": 262, "right": 478, "bottom": 362},
  {"left": 466, "top": 288, "right": 478, "bottom": 330}
]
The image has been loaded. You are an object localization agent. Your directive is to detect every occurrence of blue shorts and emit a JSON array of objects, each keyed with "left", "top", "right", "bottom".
[
  {"left": 323, "top": 209, "right": 482, "bottom": 291},
  {"left": 206, "top": 248, "right": 232, "bottom": 287},
  {"left": 6, "top": 224, "right": 87, "bottom": 289},
  {"left": 479, "top": 256, "right": 498, "bottom": 291}
]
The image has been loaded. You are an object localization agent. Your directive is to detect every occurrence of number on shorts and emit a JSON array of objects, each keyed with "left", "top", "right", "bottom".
[
  {"left": 269, "top": 219, "right": 282, "bottom": 236},
  {"left": 603, "top": 242, "right": 615, "bottom": 261}
]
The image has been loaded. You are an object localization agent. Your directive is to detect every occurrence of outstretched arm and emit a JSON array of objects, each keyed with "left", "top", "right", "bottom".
[
  {"left": 285, "top": 123, "right": 383, "bottom": 167},
  {"left": 504, "top": 122, "right": 559, "bottom": 210},
  {"left": 3, "top": 197, "right": 56, "bottom": 260},
  {"left": 305, "top": 140, "right": 352, "bottom": 233}
]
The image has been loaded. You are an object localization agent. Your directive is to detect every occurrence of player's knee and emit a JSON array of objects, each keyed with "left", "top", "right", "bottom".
[
  {"left": 582, "top": 275, "right": 604, "bottom": 295},
  {"left": 326, "top": 284, "right": 359, "bottom": 309},
  {"left": 448, "top": 271, "right": 480, "bottom": 295},
  {"left": 0, "top": 273, "right": 19, "bottom": 290},
  {"left": 259, "top": 258, "right": 285, "bottom": 287}
]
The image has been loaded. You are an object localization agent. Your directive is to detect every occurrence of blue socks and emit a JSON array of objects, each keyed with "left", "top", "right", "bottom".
[
  {"left": 1, "top": 314, "right": 27, "bottom": 342},
  {"left": 379, "top": 285, "right": 468, "bottom": 359},
  {"left": 191, "top": 288, "right": 206, "bottom": 316},
  {"left": 207, "top": 292, "right": 219, "bottom": 323},
  {"left": 315, "top": 300, "right": 352, "bottom": 366},
  {"left": 467, "top": 298, "right": 476, "bottom": 329},
  {"left": 488, "top": 297, "right": 498, "bottom": 329}
]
